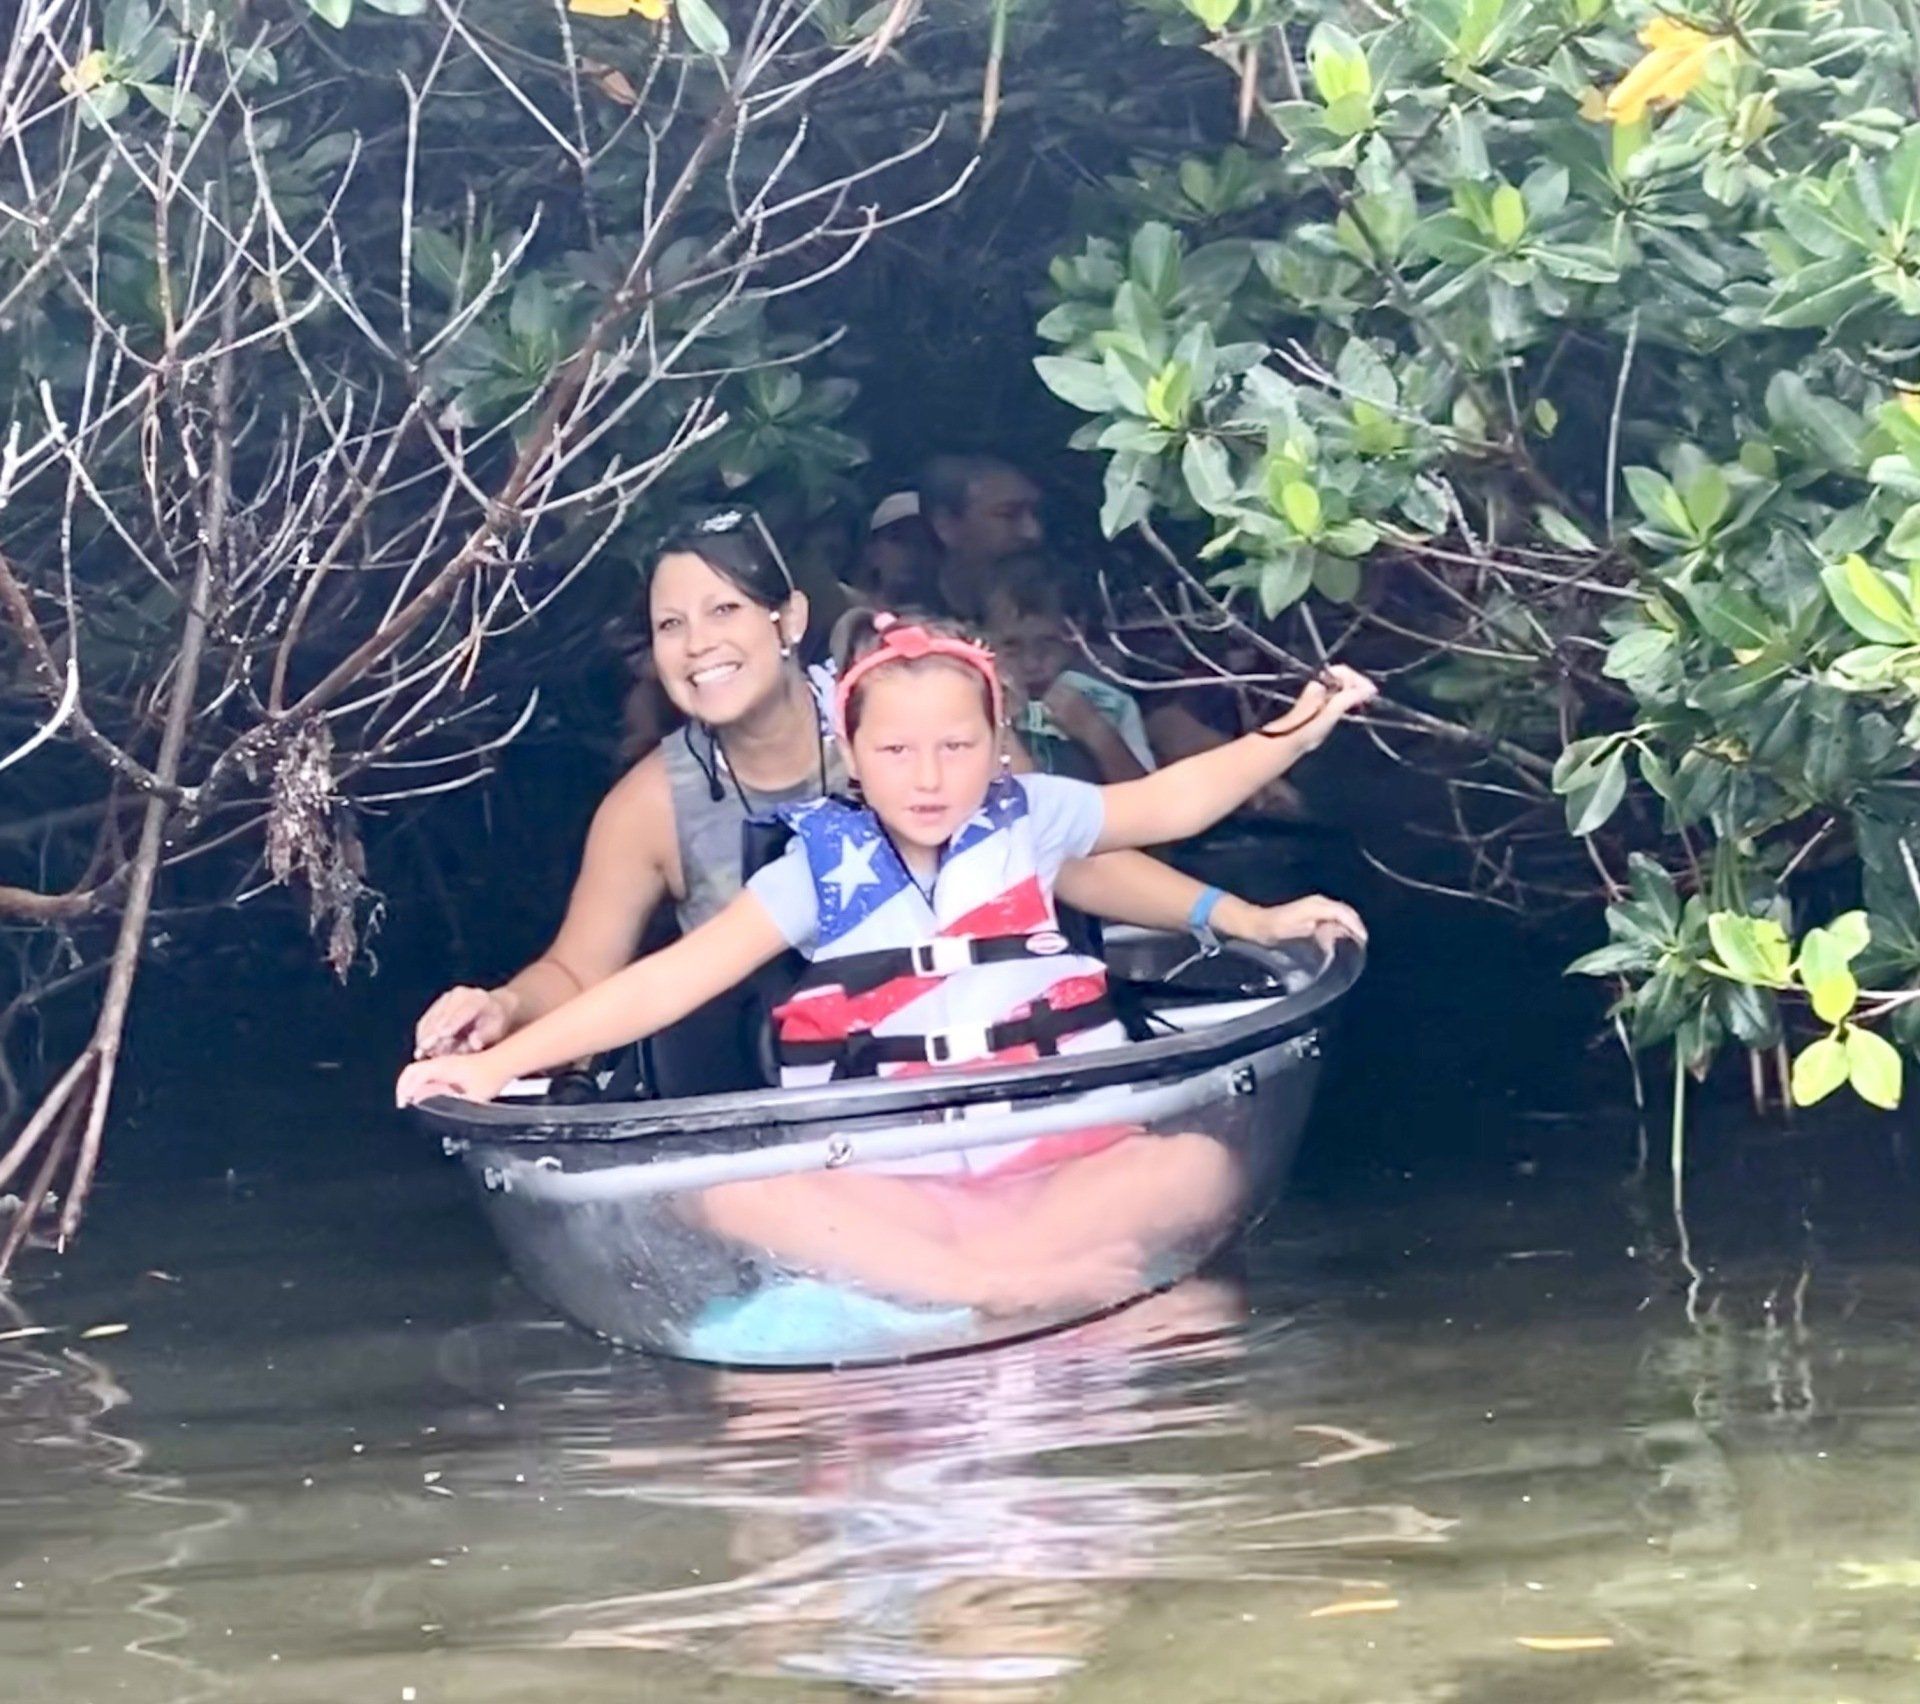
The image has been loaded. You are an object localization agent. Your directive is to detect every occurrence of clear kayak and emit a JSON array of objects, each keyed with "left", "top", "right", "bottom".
[{"left": 413, "top": 930, "right": 1361, "bottom": 1368}]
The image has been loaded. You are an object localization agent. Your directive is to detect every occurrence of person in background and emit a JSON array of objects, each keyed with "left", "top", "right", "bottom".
[
  {"left": 853, "top": 491, "right": 941, "bottom": 609},
  {"left": 918, "top": 453, "right": 1045, "bottom": 621},
  {"left": 983, "top": 562, "right": 1155, "bottom": 785}
]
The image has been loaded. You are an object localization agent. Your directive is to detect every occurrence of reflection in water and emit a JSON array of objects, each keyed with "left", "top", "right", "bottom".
[
  {"left": 0, "top": 1299, "right": 238, "bottom": 1704},
  {"left": 500, "top": 1279, "right": 1435, "bottom": 1698}
]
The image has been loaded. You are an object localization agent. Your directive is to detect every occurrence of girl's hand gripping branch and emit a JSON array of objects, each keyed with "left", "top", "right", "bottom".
[
  {"left": 1094, "top": 665, "right": 1377, "bottom": 853},
  {"left": 1275, "top": 664, "right": 1377, "bottom": 752}
]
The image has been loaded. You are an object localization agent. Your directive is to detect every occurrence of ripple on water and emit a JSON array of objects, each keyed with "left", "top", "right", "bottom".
[{"left": 7, "top": 1130, "right": 1920, "bottom": 1701}]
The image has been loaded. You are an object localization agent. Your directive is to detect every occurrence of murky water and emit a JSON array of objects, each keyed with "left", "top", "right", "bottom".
[{"left": 7, "top": 1056, "right": 1920, "bottom": 1704}]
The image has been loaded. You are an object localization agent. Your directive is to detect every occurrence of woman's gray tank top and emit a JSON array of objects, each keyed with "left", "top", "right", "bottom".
[{"left": 663, "top": 723, "right": 848, "bottom": 933}]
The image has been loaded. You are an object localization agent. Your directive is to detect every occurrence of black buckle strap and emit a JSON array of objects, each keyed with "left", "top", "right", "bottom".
[
  {"left": 780, "top": 994, "right": 1117, "bottom": 1078},
  {"left": 788, "top": 932, "right": 1067, "bottom": 1000}
]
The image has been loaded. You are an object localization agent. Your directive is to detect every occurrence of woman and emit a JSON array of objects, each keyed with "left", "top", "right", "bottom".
[{"left": 411, "top": 514, "right": 1359, "bottom": 1088}]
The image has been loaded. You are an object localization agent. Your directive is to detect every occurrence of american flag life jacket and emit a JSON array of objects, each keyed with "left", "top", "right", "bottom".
[{"left": 770, "top": 777, "right": 1132, "bottom": 1178}]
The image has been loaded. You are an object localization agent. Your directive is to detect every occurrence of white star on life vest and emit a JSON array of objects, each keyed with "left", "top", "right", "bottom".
[{"left": 822, "top": 833, "right": 882, "bottom": 907}]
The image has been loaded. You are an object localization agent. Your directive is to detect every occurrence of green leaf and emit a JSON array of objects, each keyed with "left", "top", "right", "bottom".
[
  {"left": 1096, "top": 419, "right": 1174, "bottom": 454},
  {"left": 1279, "top": 479, "right": 1323, "bottom": 538},
  {"left": 1627, "top": 853, "right": 1682, "bottom": 934},
  {"left": 1258, "top": 554, "right": 1312, "bottom": 617},
  {"left": 1552, "top": 733, "right": 1616, "bottom": 793},
  {"left": 104, "top": 0, "right": 155, "bottom": 58},
  {"left": 1102, "top": 347, "right": 1153, "bottom": 416},
  {"left": 1791, "top": 1034, "right": 1848, "bottom": 1106},
  {"left": 1537, "top": 506, "right": 1594, "bottom": 553},
  {"left": 1623, "top": 466, "right": 1689, "bottom": 534},
  {"left": 1824, "top": 554, "right": 1920, "bottom": 644},
  {"left": 1334, "top": 338, "right": 1396, "bottom": 409},
  {"left": 1679, "top": 461, "right": 1731, "bottom": 534},
  {"left": 306, "top": 0, "right": 352, "bottom": 25},
  {"left": 1306, "top": 22, "right": 1371, "bottom": 106},
  {"left": 1181, "top": 436, "right": 1236, "bottom": 515},
  {"left": 1798, "top": 927, "right": 1860, "bottom": 1024},
  {"left": 1720, "top": 979, "right": 1781, "bottom": 1048},
  {"left": 1567, "top": 941, "right": 1653, "bottom": 977},
  {"left": 1034, "top": 356, "right": 1116, "bottom": 413},
  {"left": 1684, "top": 583, "right": 1776, "bottom": 651},
  {"left": 677, "top": 0, "right": 732, "bottom": 56},
  {"left": 1827, "top": 644, "right": 1908, "bottom": 690},
  {"left": 1185, "top": 0, "right": 1240, "bottom": 30},
  {"left": 1490, "top": 184, "right": 1527, "bottom": 249},
  {"left": 1829, "top": 910, "right": 1872, "bottom": 961},
  {"left": 1707, "top": 913, "right": 1793, "bottom": 986},
  {"left": 1846, "top": 1025, "right": 1904, "bottom": 1109},
  {"left": 1767, "top": 372, "right": 1866, "bottom": 472},
  {"left": 1100, "top": 453, "right": 1151, "bottom": 539},
  {"left": 1177, "top": 240, "right": 1254, "bottom": 304},
  {"left": 1130, "top": 223, "right": 1181, "bottom": 305},
  {"left": 1566, "top": 745, "right": 1628, "bottom": 837},
  {"left": 1322, "top": 91, "right": 1376, "bottom": 138},
  {"left": 1632, "top": 967, "right": 1694, "bottom": 1048},
  {"left": 1604, "top": 627, "right": 1675, "bottom": 682},
  {"left": 1320, "top": 518, "right": 1379, "bottom": 558},
  {"left": 1886, "top": 504, "right": 1920, "bottom": 561},
  {"left": 1312, "top": 553, "right": 1361, "bottom": 601},
  {"left": 1144, "top": 360, "right": 1192, "bottom": 428}
]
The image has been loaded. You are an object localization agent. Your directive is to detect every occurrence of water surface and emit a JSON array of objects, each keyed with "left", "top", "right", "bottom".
[{"left": 7, "top": 1065, "right": 1920, "bottom": 1703}]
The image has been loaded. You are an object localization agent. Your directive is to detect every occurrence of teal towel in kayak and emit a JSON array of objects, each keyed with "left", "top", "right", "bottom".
[{"left": 682, "top": 1279, "right": 976, "bottom": 1364}]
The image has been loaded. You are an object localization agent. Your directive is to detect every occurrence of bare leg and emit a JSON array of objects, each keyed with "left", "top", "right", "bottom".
[
  {"left": 957, "top": 1132, "right": 1240, "bottom": 1272},
  {"left": 694, "top": 1167, "right": 1151, "bottom": 1315}
]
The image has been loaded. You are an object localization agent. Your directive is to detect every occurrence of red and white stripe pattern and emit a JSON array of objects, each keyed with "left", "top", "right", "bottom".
[{"left": 773, "top": 777, "right": 1125, "bottom": 1103}]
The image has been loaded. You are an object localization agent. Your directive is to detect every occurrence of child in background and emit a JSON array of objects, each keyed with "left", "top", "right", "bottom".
[
  {"left": 853, "top": 492, "right": 942, "bottom": 610},
  {"left": 398, "top": 613, "right": 1372, "bottom": 1312},
  {"left": 982, "top": 561, "right": 1156, "bottom": 785}
]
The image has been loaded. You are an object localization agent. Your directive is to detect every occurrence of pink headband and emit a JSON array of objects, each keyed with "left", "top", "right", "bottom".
[{"left": 834, "top": 613, "right": 1005, "bottom": 740}]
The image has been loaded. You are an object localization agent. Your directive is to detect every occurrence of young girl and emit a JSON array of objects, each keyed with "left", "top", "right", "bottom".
[{"left": 398, "top": 615, "right": 1372, "bottom": 1313}]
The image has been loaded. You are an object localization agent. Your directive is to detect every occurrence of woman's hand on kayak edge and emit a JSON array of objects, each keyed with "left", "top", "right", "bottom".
[
  {"left": 413, "top": 985, "right": 512, "bottom": 1059},
  {"left": 396, "top": 1050, "right": 512, "bottom": 1108},
  {"left": 1234, "top": 894, "right": 1367, "bottom": 948}
]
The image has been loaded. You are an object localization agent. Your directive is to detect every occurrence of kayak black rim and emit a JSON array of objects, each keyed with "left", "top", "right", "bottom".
[{"left": 412, "top": 935, "right": 1361, "bottom": 1146}]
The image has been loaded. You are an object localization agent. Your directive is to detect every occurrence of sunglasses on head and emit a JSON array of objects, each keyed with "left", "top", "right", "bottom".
[{"left": 684, "top": 507, "right": 798, "bottom": 600}]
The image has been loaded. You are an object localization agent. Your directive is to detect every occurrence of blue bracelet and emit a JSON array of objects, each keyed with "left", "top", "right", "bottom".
[{"left": 1187, "top": 884, "right": 1226, "bottom": 948}]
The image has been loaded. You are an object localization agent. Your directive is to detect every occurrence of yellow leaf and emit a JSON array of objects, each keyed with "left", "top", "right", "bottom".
[
  {"left": 1602, "top": 21, "right": 1730, "bottom": 125},
  {"left": 1515, "top": 1634, "right": 1616, "bottom": 1652},
  {"left": 1309, "top": 1597, "right": 1401, "bottom": 1618},
  {"left": 635, "top": 0, "right": 671, "bottom": 16},
  {"left": 568, "top": 0, "right": 637, "bottom": 14},
  {"left": 61, "top": 49, "right": 110, "bottom": 94}
]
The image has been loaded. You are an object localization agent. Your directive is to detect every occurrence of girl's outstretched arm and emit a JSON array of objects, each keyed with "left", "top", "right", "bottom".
[
  {"left": 1093, "top": 666, "right": 1376, "bottom": 854},
  {"left": 1055, "top": 855, "right": 1365, "bottom": 947},
  {"left": 397, "top": 891, "right": 789, "bottom": 1105}
]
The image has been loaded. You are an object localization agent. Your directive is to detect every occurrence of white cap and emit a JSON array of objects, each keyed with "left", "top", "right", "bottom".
[{"left": 867, "top": 491, "right": 921, "bottom": 532}]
